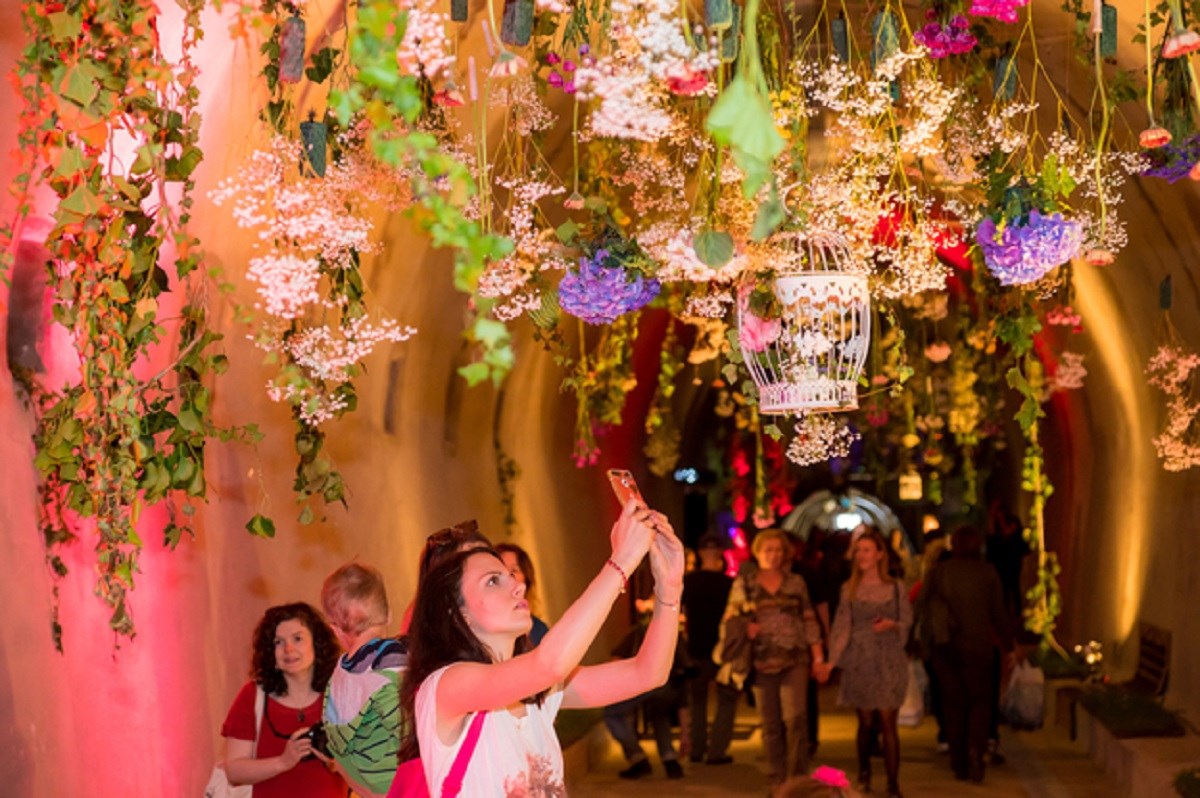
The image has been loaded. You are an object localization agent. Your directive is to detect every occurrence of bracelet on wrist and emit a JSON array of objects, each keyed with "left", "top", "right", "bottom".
[
  {"left": 655, "top": 592, "right": 681, "bottom": 609},
  {"left": 606, "top": 558, "right": 629, "bottom": 593}
]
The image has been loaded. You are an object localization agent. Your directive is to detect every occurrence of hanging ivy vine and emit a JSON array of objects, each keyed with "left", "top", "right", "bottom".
[
  {"left": 6, "top": 0, "right": 243, "bottom": 646},
  {"left": 997, "top": 305, "right": 1063, "bottom": 642}
]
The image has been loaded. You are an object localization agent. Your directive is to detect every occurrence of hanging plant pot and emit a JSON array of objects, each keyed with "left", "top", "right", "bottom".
[
  {"left": 831, "top": 15, "right": 850, "bottom": 62},
  {"left": 738, "top": 233, "right": 871, "bottom": 414},
  {"left": 500, "top": 0, "right": 535, "bottom": 47},
  {"left": 300, "top": 116, "right": 327, "bottom": 177},
  {"left": 279, "top": 15, "right": 306, "bottom": 84}
]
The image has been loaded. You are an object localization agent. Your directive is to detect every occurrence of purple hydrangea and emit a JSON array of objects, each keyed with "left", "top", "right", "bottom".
[
  {"left": 914, "top": 16, "right": 977, "bottom": 58},
  {"left": 976, "top": 210, "right": 1083, "bottom": 286},
  {"left": 558, "top": 248, "right": 661, "bottom": 324},
  {"left": 1142, "top": 133, "right": 1200, "bottom": 183}
]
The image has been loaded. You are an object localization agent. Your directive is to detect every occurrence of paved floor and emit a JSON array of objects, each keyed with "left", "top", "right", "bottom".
[{"left": 569, "top": 687, "right": 1122, "bottom": 797}]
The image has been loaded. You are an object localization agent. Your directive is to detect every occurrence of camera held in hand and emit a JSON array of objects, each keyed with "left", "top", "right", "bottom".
[{"left": 304, "top": 724, "right": 330, "bottom": 759}]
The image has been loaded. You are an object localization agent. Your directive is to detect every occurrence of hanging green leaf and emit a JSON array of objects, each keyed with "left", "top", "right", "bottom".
[
  {"left": 751, "top": 189, "right": 786, "bottom": 241},
  {"left": 706, "top": 76, "right": 784, "bottom": 199},
  {"left": 245, "top": 514, "right": 277, "bottom": 539},
  {"left": 693, "top": 229, "right": 736, "bottom": 267},
  {"left": 306, "top": 47, "right": 337, "bottom": 84}
]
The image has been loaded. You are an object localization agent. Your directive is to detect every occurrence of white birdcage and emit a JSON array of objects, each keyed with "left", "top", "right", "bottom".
[{"left": 738, "top": 232, "right": 871, "bottom": 415}]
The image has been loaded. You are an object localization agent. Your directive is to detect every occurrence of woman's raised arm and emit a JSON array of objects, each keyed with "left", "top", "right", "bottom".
[{"left": 560, "top": 520, "right": 685, "bottom": 708}]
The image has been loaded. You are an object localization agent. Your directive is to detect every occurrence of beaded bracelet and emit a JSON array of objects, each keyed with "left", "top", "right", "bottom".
[{"left": 605, "top": 558, "right": 629, "bottom": 593}]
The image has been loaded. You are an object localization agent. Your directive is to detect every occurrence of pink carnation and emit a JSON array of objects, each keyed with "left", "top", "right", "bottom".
[
  {"left": 1163, "top": 29, "right": 1200, "bottom": 58},
  {"left": 739, "top": 313, "right": 782, "bottom": 352}
]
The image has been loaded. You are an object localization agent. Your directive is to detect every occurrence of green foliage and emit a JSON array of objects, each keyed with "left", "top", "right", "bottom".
[
  {"left": 9, "top": 0, "right": 243, "bottom": 646},
  {"left": 706, "top": 0, "right": 784, "bottom": 201},
  {"left": 563, "top": 314, "right": 641, "bottom": 465},
  {"left": 997, "top": 311, "right": 1042, "bottom": 356},
  {"left": 693, "top": 229, "right": 736, "bottom": 267},
  {"left": 246, "top": 514, "right": 278, "bottom": 538},
  {"left": 1079, "top": 686, "right": 1186, "bottom": 738}
]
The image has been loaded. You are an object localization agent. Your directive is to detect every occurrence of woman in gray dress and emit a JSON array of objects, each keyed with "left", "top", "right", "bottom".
[{"left": 818, "top": 527, "right": 912, "bottom": 798}]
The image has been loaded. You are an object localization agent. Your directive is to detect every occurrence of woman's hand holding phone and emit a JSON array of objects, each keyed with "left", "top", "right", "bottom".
[
  {"left": 610, "top": 498, "right": 653, "bottom": 575},
  {"left": 649, "top": 517, "right": 685, "bottom": 599}
]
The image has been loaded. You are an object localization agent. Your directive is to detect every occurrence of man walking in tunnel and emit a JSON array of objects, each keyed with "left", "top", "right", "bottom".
[
  {"left": 683, "top": 533, "right": 740, "bottom": 765},
  {"left": 919, "top": 524, "right": 1014, "bottom": 784}
]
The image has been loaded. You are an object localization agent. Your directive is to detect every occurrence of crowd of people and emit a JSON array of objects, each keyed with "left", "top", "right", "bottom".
[
  {"left": 613, "top": 515, "right": 1021, "bottom": 798},
  {"left": 216, "top": 499, "right": 684, "bottom": 797},
  {"left": 214, "top": 501, "right": 1023, "bottom": 798}
]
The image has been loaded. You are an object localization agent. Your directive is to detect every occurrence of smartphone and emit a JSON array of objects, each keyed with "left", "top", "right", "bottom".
[{"left": 607, "top": 469, "right": 644, "bottom": 507}]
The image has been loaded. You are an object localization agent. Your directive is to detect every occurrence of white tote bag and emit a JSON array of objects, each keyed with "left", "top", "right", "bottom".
[
  {"left": 1001, "top": 661, "right": 1045, "bottom": 729},
  {"left": 204, "top": 687, "right": 265, "bottom": 798},
  {"left": 898, "top": 659, "right": 928, "bottom": 728}
]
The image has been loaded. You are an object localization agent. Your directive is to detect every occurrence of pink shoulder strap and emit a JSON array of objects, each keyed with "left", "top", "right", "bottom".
[{"left": 441, "top": 711, "right": 486, "bottom": 798}]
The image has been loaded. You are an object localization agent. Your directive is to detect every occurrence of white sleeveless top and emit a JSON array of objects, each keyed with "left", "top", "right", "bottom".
[{"left": 415, "top": 664, "right": 567, "bottom": 797}]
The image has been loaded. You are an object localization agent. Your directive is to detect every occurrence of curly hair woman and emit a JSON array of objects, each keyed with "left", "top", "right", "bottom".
[{"left": 220, "top": 602, "right": 346, "bottom": 798}]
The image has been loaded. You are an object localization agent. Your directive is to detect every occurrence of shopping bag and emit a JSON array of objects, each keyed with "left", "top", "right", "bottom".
[
  {"left": 202, "top": 765, "right": 250, "bottom": 798},
  {"left": 898, "top": 659, "right": 928, "bottom": 727},
  {"left": 1001, "top": 660, "right": 1045, "bottom": 729}
]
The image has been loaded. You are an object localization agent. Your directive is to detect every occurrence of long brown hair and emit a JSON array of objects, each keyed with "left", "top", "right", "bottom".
[
  {"left": 399, "top": 548, "right": 541, "bottom": 761},
  {"left": 845, "top": 527, "right": 893, "bottom": 601}
]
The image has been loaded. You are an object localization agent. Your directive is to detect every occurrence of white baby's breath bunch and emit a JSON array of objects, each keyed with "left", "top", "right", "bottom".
[{"left": 786, "top": 414, "right": 860, "bottom": 466}]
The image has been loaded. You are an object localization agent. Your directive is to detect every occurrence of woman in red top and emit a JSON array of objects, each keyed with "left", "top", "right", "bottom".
[{"left": 221, "top": 602, "right": 347, "bottom": 797}]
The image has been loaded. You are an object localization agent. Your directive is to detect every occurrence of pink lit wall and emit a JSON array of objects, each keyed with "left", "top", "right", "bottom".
[{"left": 0, "top": 5, "right": 624, "bottom": 795}]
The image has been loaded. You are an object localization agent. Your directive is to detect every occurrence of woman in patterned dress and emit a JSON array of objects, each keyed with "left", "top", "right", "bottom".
[{"left": 818, "top": 528, "right": 912, "bottom": 798}]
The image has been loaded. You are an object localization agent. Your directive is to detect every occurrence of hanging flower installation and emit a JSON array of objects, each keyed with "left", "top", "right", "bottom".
[
  {"left": 1147, "top": 345, "right": 1200, "bottom": 471},
  {"left": 786, "top": 414, "right": 861, "bottom": 467},
  {"left": 11, "top": 0, "right": 1200, "bottom": 648},
  {"left": 737, "top": 233, "right": 871, "bottom": 415}
]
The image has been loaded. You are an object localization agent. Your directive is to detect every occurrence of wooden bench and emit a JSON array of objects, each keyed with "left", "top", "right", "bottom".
[
  {"left": 1119, "top": 622, "right": 1171, "bottom": 698},
  {"left": 1066, "top": 622, "right": 1172, "bottom": 741}
]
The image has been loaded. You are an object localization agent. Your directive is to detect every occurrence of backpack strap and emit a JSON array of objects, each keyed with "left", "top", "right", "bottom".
[{"left": 441, "top": 711, "right": 487, "bottom": 798}]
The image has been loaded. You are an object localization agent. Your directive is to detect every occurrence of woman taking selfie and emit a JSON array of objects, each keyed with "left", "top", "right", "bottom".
[
  {"left": 818, "top": 528, "right": 912, "bottom": 798},
  {"left": 401, "top": 500, "right": 684, "bottom": 795},
  {"left": 221, "top": 602, "right": 347, "bottom": 797}
]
